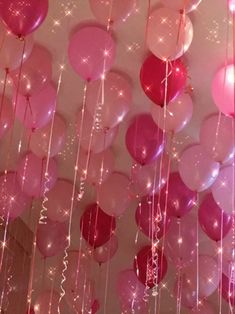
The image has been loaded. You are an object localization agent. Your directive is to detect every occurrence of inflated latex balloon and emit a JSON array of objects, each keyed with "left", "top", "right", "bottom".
[
  {"left": 221, "top": 274, "right": 235, "bottom": 306},
  {"left": 0, "top": 95, "right": 13, "bottom": 139},
  {"left": 93, "top": 235, "right": 118, "bottom": 264},
  {"left": 34, "top": 290, "right": 60, "bottom": 314},
  {"left": 174, "top": 272, "right": 197, "bottom": 309},
  {"left": 229, "top": 0, "right": 235, "bottom": 13},
  {"left": 160, "top": 0, "right": 202, "bottom": 13},
  {"left": 218, "top": 229, "right": 235, "bottom": 279}
]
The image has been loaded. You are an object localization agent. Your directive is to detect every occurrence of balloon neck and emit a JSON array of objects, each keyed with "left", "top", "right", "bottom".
[{"left": 179, "top": 9, "right": 185, "bottom": 15}]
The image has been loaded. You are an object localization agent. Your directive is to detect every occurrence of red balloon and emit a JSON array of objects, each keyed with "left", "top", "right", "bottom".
[
  {"left": 133, "top": 245, "right": 167, "bottom": 288},
  {"left": 221, "top": 274, "right": 235, "bottom": 306},
  {"left": 91, "top": 299, "right": 100, "bottom": 314},
  {"left": 140, "top": 54, "right": 187, "bottom": 106},
  {"left": 125, "top": 114, "right": 164, "bottom": 165},
  {"left": 0, "top": 0, "right": 48, "bottom": 37},
  {"left": 80, "top": 203, "right": 116, "bottom": 248}
]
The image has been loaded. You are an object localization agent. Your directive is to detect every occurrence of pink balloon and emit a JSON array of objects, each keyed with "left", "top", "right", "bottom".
[
  {"left": 190, "top": 301, "right": 215, "bottom": 314},
  {"left": 212, "top": 64, "right": 234, "bottom": 117},
  {"left": 17, "top": 152, "right": 58, "bottom": 198},
  {"left": 229, "top": 0, "right": 235, "bottom": 13},
  {"left": 30, "top": 114, "right": 66, "bottom": 157},
  {"left": 0, "top": 95, "right": 13, "bottom": 139},
  {"left": 77, "top": 109, "right": 118, "bottom": 153},
  {"left": 68, "top": 26, "right": 116, "bottom": 81},
  {"left": 125, "top": 114, "right": 164, "bottom": 165},
  {"left": 212, "top": 165, "right": 235, "bottom": 214},
  {"left": 151, "top": 93, "right": 193, "bottom": 133},
  {"left": 200, "top": 114, "right": 235, "bottom": 163},
  {"left": 147, "top": 8, "right": 193, "bottom": 61},
  {"left": 160, "top": 0, "right": 202, "bottom": 12},
  {"left": 179, "top": 144, "right": 220, "bottom": 192},
  {"left": 174, "top": 273, "right": 197, "bottom": 309},
  {"left": 15, "top": 83, "right": 56, "bottom": 130},
  {"left": 34, "top": 290, "right": 60, "bottom": 314},
  {"left": 221, "top": 274, "right": 235, "bottom": 306},
  {"left": 86, "top": 71, "right": 132, "bottom": 129},
  {"left": 0, "top": 172, "right": 30, "bottom": 219},
  {"left": 10, "top": 45, "right": 52, "bottom": 97},
  {"left": 93, "top": 235, "right": 118, "bottom": 264},
  {"left": 218, "top": 229, "right": 235, "bottom": 279}
]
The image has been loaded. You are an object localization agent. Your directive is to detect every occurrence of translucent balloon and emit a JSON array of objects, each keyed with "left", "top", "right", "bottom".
[
  {"left": 160, "top": 0, "right": 202, "bottom": 13},
  {"left": 147, "top": 8, "right": 193, "bottom": 61},
  {"left": 179, "top": 144, "right": 220, "bottom": 192},
  {"left": 0, "top": 95, "right": 13, "bottom": 139},
  {"left": 190, "top": 301, "right": 215, "bottom": 314},
  {"left": 34, "top": 290, "right": 60, "bottom": 314},
  {"left": 93, "top": 235, "right": 118, "bottom": 264}
]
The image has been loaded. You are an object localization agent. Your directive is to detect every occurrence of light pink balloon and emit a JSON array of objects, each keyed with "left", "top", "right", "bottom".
[
  {"left": 30, "top": 114, "right": 66, "bottom": 157},
  {"left": 34, "top": 290, "right": 60, "bottom": 314},
  {"left": 17, "top": 152, "right": 58, "bottom": 198},
  {"left": 151, "top": 93, "right": 193, "bottom": 133},
  {"left": 0, "top": 95, "right": 13, "bottom": 139},
  {"left": 93, "top": 235, "right": 118, "bottom": 264},
  {"left": 212, "top": 64, "right": 234, "bottom": 117},
  {"left": 78, "top": 148, "right": 115, "bottom": 186},
  {"left": 218, "top": 229, "right": 235, "bottom": 280},
  {"left": 147, "top": 7, "right": 193, "bottom": 61},
  {"left": 200, "top": 114, "right": 235, "bottom": 163},
  {"left": 190, "top": 301, "right": 215, "bottom": 314},
  {"left": 160, "top": 0, "right": 202, "bottom": 13},
  {"left": 15, "top": 83, "right": 56, "bottom": 130},
  {"left": 86, "top": 71, "right": 132, "bottom": 129},
  {"left": 98, "top": 172, "right": 131, "bottom": 216},
  {"left": 212, "top": 165, "right": 234, "bottom": 214},
  {"left": 77, "top": 109, "right": 118, "bottom": 153},
  {"left": 68, "top": 26, "right": 116, "bottom": 81},
  {"left": 179, "top": 144, "right": 220, "bottom": 192}
]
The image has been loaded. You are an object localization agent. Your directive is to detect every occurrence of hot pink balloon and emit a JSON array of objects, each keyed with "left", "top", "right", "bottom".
[
  {"left": 10, "top": 45, "right": 52, "bottom": 97},
  {"left": 86, "top": 71, "right": 132, "bottom": 129},
  {"left": 179, "top": 144, "right": 220, "bottom": 192},
  {"left": 190, "top": 301, "right": 215, "bottom": 314},
  {"left": 200, "top": 114, "right": 235, "bottom": 163},
  {"left": 17, "top": 152, "right": 58, "bottom": 198},
  {"left": 91, "top": 299, "right": 100, "bottom": 314},
  {"left": 93, "top": 235, "right": 118, "bottom": 264},
  {"left": 30, "top": 114, "right": 66, "bottom": 157},
  {"left": 34, "top": 290, "right": 60, "bottom": 314},
  {"left": 212, "top": 64, "right": 234, "bottom": 117},
  {"left": 0, "top": 95, "right": 13, "bottom": 139},
  {"left": 221, "top": 274, "right": 235, "bottom": 306},
  {"left": 68, "top": 26, "right": 116, "bottom": 81},
  {"left": 160, "top": 0, "right": 202, "bottom": 12}
]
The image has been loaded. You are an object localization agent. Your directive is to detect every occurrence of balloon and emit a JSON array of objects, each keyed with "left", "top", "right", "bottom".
[
  {"left": 1, "top": 0, "right": 48, "bottom": 37},
  {"left": 159, "top": 0, "right": 202, "bottom": 13},
  {"left": 199, "top": 194, "right": 232, "bottom": 241},
  {"left": 0, "top": 21, "right": 34, "bottom": 70},
  {"left": 147, "top": 8, "right": 193, "bottom": 61},
  {"left": 17, "top": 152, "right": 58, "bottom": 198},
  {"left": 221, "top": 274, "right": 235, "bottom": 306},
  {"left": 160, "top": 172, "right": 197, "bottom": 218},
  {"left": 0, "top": 172, "right": 30, "bottom": 220},
  {"left": 218, "top": 229, "right": 235, "bottom": 279},
  {"left": 212, "top": 64, "right": 234, "bottom": 117},
  {"left": 125, "top": 114, "right": 164, "bottom": 165},
  {"left": 134, "top": 245, "right": 167, "bottom": 288},
  {"left": 36, "top": 219, "right": 67, "bottom": 258},
  {"left": 93, "top": 235, "right": 118, "bottom": 264},
  {"left": 30, "top": 114, "right": 66, "bottom": 157},
  {"left": 86, "top": 71, "right": 132, "bottom": 129},
  {"left": 80, "top": 203, "right": 116, "bottom": 248},
  {"left": 190, "top": 301, "right": 215, "bottom": 314},
  {"left": 10, "top": 45, "right": 52, "bottom": 96},
  {"left": 140, "top": 54, "right": 187, "bottom": 106},
  {"left": 0, "top": 95, "right": 13, "bottom": 139},
  {"left": 179, "top": 144, "right": 220, "bottom": 192},
  {"left": 174, "top": 272, "right": 197, "bottom": 309},
  {"left": 78, "top": 148, "right": 115, "bottom": 186},
  {"left": 151, "top": 92, "right": 193, "bottom": 133},
  {"left": 135, "top": 194, "right": 171, "bottom": 240},
  {"left": 15, "top": 83, "right": 56, "bottom": 130},
  {"left": 200, "top": 114, "right": 235, "bottom": 163},
  {"left": 91, "top": 300, "right": 100, "bottom": 314},
  {"left": 68, "top": 26, "right": 116, "bottom": 81},
  {"left": 97, "top": 172, "right": 131, "bottom": 216},
  {"left": 34, "top": 290, "right": 60, "bottom": 314},
  {"left": 229, "top": 0, "right": 235, "bottom": 13},
  {"left": 77, "top": 109, "right": 118, "bottom": 153},
  {"left": 211, "top": 165, "right": 235, "bottom": 214},
  {"left": 89, "top": 0, "right": 136, "bottom": 25}
]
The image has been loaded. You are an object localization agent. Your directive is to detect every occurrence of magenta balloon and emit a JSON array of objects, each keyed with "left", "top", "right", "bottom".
[
  {"left": 160, "top": 0, "right": 202, "bottom": 12},
  {"left": 190, "top": 301, "right": 215, "bottom": 314},
  {"left": 17, "top": 152, "right": 58, "bottom": 198},
  {"left": 34, "top": 290, "right": 60, "bottom": 314},
  {"left": 0, "top": 172, "right": 30, "bottom": 220},
  {"left": 93, "top": 235, "right": 118, "bottom": 264},
  {"left": 86, "top": 71, "right": 132, "bottom": 129},
  {"left": 200, "top": 114, "right": 235, "bottom": 163},
  {"left": 0, "top": 95, "right": 13, "bottom": 139},
  {"left": 1, "top": 0, "right": 48, "bottom": 37},
  {"left": 15, "top": 83, "right": 56, "bottom": 130},
  {"left": 179, "top": 144, "right": 220, "bottom": 192},
  {"left": 221, "top": 274, "right": 235, "bottom": 306},
  {"left": 212, "top": 64, "right": 234, "bottom": 117},
  {"left": 68, "top": 26, "right": 116, "bottom": 81},
  {"left": 125, "top": 114, "right": 164, "bottom": 165},
  {"left": 10, "top": 45, "right": 52, "bottom": 97}
]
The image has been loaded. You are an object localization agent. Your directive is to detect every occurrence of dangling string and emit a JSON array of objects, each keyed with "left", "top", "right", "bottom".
[
  {"left": 176, "top": 218, "right": 182, "bottom": 314},
  {"left": 0, "top": 69, "right": 9, "bottom": 121},
  {"left": 196, "top": 192, "right": 200, "bottom": 309}
]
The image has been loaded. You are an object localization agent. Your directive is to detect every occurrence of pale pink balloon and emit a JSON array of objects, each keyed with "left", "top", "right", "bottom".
[
  {"left": 15, "top": 83, "right": 56, "bottom": 130},
  {"left": 68, "top": 26, "right": 116, "bottom": 81},
  {"left": 200, "top": 114, "right": 235, "bottom": 163},
  {"left": 190, "top": 301, "right": 215, "bottom": 314},
  {"left": 10, "top": 45, "right": 52, "bottom": 96},
  {"left": 179, "top": 144, "right": 220, "bottom": 192},
  {"left": 77, "top": 109, "right": 118, "bottom": 153},
  {"left": 30, "top": 114, "right": 66, "bottom": 157},
  {"left": 93, "top": 235, "right": 118, "bottom": 264},
  {"left": 78, "top": 148, "right": 115, "bottom": 186},
  {"left": 160, "top": 0, "right": 202, "bottom": 13},
  {"left": 151, "top": 93, "right": 193, "bottom": 133},
  {"left": 17, "top": 152, "right": 58, "bottom": 198},
  {"left": 34, "top": 290, "right": 60, "bottom": 314},
  {"left": 212, "top": 64, "right": 234, "bottom": 117},
  {"left": 86, "top": 72, "right": 132, "bottom": 129},
  {"left": 46, "top": 179, "right": 76, "bottom": 222},
  {"left": 147, "top": 7, "right": 193, "bottom": 61},
  {"left": 89, "top": 0, "right": 136, "bottom": 25},
  {"left": 218, "top": 229, "right": 235, "bottom": 280},
  {"left": 212, "top": 165, "right": 234, "bottom": 214},
  {"left": 98, "top": 172, "right": 131, "bottom": 216},
  {"left": 0, "top": 95, "right": 13, "bottom": 139}
]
